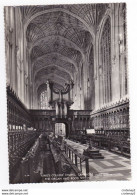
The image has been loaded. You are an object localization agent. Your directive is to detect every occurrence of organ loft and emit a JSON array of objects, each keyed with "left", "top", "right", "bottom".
[{"left": 4, "top": 3, "right": 130, "bottom": 184}]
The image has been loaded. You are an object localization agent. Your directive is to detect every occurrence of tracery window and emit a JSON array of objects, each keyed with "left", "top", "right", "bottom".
[
  {"left": 39, "top": 90, "right": 49, "bottom": 109},
  {"left": 101, "top": 17, "right": 111, "bottom": 103}
]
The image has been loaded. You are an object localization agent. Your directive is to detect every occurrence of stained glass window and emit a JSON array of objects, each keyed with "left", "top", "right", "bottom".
[{"left": 39, "top": 90, "right": 49, "bottom": 109}]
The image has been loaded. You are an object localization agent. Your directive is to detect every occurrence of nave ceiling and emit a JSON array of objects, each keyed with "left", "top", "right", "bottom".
[{"left": 20, "top": 4, "right": 109, "bottom": 92}]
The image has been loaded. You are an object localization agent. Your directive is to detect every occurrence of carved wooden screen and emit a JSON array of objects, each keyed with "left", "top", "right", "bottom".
[{"left": 101, "top": 17, "right": 112, "bottom": 103}]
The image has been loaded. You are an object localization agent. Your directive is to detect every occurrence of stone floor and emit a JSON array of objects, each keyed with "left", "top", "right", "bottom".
[
  {"left": 65, "top": 139, "right": 131, "bottom": 181},
  {"left": 36, "top": 151, "right": 56, "bottom": 175}
]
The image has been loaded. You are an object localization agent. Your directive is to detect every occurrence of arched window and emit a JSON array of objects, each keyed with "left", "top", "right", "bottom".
[
  {"left": 101, "top": 17, "right": 112, "bottom": 103},
  {"left": 39, "top": 90, "right": 49, "bottom": 110},
  {"left": 37, "top": 83, "right": 51, "bottom": 110}
]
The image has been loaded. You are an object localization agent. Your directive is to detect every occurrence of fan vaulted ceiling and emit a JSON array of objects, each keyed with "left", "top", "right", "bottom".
[{"left": 21, "top": 4, "right": 108, "bottom": 91}]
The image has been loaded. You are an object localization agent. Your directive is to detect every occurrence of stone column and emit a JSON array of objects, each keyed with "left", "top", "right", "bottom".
[
  {"left": 111, "top": 4, "right": 121, "bottom": 102},
  {"left": 94, "top": 38, "right": 100, "bottom": 109}
]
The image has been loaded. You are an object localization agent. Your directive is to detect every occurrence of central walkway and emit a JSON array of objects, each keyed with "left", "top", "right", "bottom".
[
  {"left": 65, "top": 139, "right": 131, "bottom": 181},
  {"left": 36, "top": 151, "right": 56, "bottom": 175}
]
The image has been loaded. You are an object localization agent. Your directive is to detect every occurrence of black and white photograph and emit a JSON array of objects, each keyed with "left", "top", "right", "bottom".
[{"left": 4, "top": 3, "right": 131, "bottom": 184}]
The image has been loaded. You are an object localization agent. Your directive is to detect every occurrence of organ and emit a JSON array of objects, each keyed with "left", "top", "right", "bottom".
[{"left": 48, "top": 80, "right": 74, "bottom": 118}]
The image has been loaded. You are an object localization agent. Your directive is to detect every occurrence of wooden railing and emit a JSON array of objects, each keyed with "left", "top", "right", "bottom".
[
  {"left": 64, "top": 143, "right": 89, "bottom": 179},
  {"left": 48, "top": 136, "right": 89, "bottom": 180}
]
